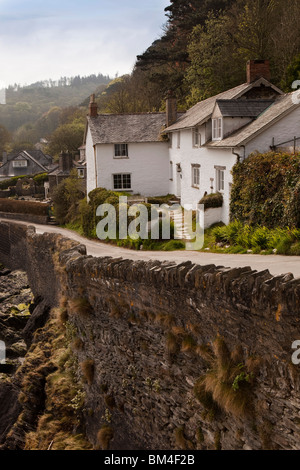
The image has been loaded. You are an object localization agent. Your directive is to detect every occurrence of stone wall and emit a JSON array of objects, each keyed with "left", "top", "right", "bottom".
[{"left": 1, "top": 221, "right": 300, "bottom": 450}]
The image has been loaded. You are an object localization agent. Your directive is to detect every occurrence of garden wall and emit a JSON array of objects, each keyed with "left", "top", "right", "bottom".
[{"left": 0, "top": 221, "right": 300, "bottom": 450}]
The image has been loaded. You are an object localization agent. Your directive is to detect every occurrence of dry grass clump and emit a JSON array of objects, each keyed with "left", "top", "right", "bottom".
[
  {"left": 20, "top": 308, "right": 92, "bottom": 450},
  {"left": 97, "top": 425, "right": 114, "bottom": 450},
  {"left": 166, "top": 332, "right": 180, "bottom": 355},
  {"left": 155, "top": 312, "right": 175, "bottom": 328},
  {"left": 104, "top": 394, "right": 116, "bottom": 409},
  {"left": 80, "top": 359, "right": 95, "bottom": 385},
  {"left": 68, "top": 297, "right": 93, "bottom": 318},
  {"left": 71, "top": 337, "right": 84, "bottom": 351},
  {"left": 174, "top": 426, "right": 194, "bottom": 450},
  {"left": 181, "top": 334, "right": 197, "bottom": 353},
  {"left": 194, "top": 336, "right": 259, "bottom": 418}
]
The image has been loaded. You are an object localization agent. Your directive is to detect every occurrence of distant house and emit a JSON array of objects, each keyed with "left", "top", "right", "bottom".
[
  {"left": 0, "top": 149, "right": 54, "bottom": 179},
  {"left": 48, "top": 151, "right": 86, "bottom": 195},
  {"left": 84, "top": 60, "right": 300, "bottom": 227},
  {"left": 84, "top": 94, "right": 176, "bottom": 197}
]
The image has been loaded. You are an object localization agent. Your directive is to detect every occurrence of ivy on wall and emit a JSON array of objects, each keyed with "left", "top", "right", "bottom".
[{"left": 230, "top": 152, "right": 300, "bottom": 228}]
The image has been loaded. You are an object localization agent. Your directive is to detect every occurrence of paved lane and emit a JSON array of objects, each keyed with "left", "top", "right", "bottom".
[{"left": 2, "top": 219, "right": 300, "bottom": 278}]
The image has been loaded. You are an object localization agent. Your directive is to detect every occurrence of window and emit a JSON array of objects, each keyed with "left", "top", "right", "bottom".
[
  {"left": 12, "top": 160, "right": 27, "bottom": 168},
  {"left": 212, "top": 118, "right": 223, "bottom": 140},
  {"left": 114, "top": 143, "right": 128, "bottom": 158},
  {"left": 169, "top": 161, "right": 173, "bottom": 181},
  {"left": 191, "top": 164, "right": 200, "bottom": 188},
  {"left": 192, "top": 128, "right": 201, "bottom": 147},
  {"left": 78, "top": 168, "right": 85, "bottom": 178},
  {"left": 113, "top": 173, "right": 131, "bottom": 190},
  {"left": 215, "top": 166, "right": 226, "bottom": 192}
]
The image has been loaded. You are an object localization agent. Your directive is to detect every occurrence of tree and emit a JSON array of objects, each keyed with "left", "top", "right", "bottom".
[
  {"left": 0, "top": 124, "right": 11, "bottom": 156},
  {"left": 52, "top": 170, "right": 85, "bottom": 225},
  {"left": 46, "top": 121, "right": 85, "bottom": 157}
]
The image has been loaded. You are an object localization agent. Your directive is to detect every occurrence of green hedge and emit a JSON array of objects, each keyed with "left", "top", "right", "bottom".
[
  {"left": 199, "top": 192, "right": 223, "bottom": 210},
  {"left": 0, "top": 199, "right": 50, "bottom": 216},
  {"left": 0, "top": 173, "right": 48, "bottom": 190},
  {"left": 230, "top": 152, "right": 300, "bottom": 228}
]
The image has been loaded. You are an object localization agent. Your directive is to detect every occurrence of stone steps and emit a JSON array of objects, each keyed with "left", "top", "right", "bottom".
[{"left": 170, "top": 208, "right": 193, "bottom": 240}]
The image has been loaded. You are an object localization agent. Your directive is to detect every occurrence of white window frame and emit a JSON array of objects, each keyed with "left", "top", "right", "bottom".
[
  {"left": 215, "top": 166, "right": 226, "bottom": 192},
  {"left": 113, "top": 173, "right": 132, "bottom": 191},
  {"left": 191, "top": 164, "right": 200, "bottom": 188},
  {"left": 192, "top": 127, "right": 201, "bottom": 147},
  {"left": 78, "top": 168, "right": 85, "bottom": 178},
  {"left": 114, "top": 143, "right": 128, "bottom": 158},
  {"left": 212, "top": 118, "right": 223, "bottom": 141},
  {"left": 12, "top": 160, "right": 27, "bottom": 168}
]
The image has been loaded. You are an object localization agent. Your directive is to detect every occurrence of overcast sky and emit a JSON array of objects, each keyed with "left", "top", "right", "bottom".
[{"left": 0, "top": 0, "right": 170, "bottom": 87}]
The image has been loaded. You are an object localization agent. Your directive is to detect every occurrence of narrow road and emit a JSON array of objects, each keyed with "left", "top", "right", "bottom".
[{"left": 2, "top": 219, "right": 300, "bottom": 278}]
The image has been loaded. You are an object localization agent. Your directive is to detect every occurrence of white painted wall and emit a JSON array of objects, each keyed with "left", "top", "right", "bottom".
[
  {"left": 93, "top": 141, "right": 169, "bottom": 197},
  {"left": 245, "top": 106, "right": 300, "bottom": 156},
  {"left": 169, "top": 127, "right": 237, "bottom": 225}
]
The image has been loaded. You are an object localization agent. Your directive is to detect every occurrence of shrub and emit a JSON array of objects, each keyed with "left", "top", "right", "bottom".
[
  {"left": 199, "top": 192, "right": 223, "bottom": 210},
  {"left": 230, "top": 152, "right": 300, "bottom": 228},
  {"left": 0, "top": 198, "right": 49, "bottom": 216}
]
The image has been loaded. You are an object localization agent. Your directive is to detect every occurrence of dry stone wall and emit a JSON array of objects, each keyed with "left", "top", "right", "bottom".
[{"left": 1, "top": 221, "right": 300, "bottom": 450}]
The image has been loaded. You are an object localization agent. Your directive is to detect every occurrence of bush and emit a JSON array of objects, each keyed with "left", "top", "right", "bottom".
[
  {"left": 230, "top": 152, "right": 300, "bottom": 228},
  {"left": 199, "top": 192, "right": 223, "bottom": 210},
  {"left": 0, "top": 173, "right": 48, "bottom": 190},
  {"left": 210, "top": 221, "right": 300, "bottom": 255},
  {"left": 0, "top": 198, "right": 49, "bottom": 216},
  {"left": 52, "top": 172, "right": 85, "bottom": 225}
]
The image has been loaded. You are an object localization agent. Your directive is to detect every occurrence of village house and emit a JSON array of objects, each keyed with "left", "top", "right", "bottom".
[
  {"left": 48, "top": 150, "right": 86, "bottom": 195},
  {"left": 0, "top": 149, "right": 54, "bottom": 179},
  {"left": 84, "top": 60, "right": 300, "bottom": 227},
  {"left": 84, "top": 94, "right": 174, "bottom": 197}
]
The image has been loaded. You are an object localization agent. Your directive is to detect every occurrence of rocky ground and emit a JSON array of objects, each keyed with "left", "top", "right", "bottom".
[{"left": 0, "top": 266, "right": 33, "bottom": 375}]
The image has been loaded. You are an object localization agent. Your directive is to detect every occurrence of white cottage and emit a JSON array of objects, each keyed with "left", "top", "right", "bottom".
[
  {"left": 164, "top": 60, "right": 298, "bottom": 225},
  {"left": 84, "top": 95, "right": 172, "bottom": 197},
  {"left": 84, "top": 60, "right": 300, "bottom": 227}
]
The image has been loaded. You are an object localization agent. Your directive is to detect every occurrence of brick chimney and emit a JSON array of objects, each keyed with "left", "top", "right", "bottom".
[
  {"left": 166, "top": 90, "right": 177, "bottom": 127},
  {"left": 89, "top": 94, "right": 98, "bottom": 118},
  {"left": 247, "top": 60, "right": 271, "bottom": 84},
  {"left": 59, "top": 151, "right": 73, "bottom": 172}
]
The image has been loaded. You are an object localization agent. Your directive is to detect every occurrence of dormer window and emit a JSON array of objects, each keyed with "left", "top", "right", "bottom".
[
  {"left": 13, "top": 160, "right": 27, "bottom": 167},
  {"left": 212, "top": 118, "right": 223, "bottom": 140}
]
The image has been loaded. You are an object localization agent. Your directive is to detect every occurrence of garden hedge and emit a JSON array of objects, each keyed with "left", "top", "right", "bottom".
[{"left": 230, "top": 152, "right": 300, "bottom": 228}]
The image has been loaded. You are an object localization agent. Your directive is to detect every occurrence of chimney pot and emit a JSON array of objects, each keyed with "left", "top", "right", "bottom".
[
  {"left": 166, "top": 91, "right": 177, "bottom": 127},
  {"left": 89, "top": 94, "right": 98, "bottom": 118},
  {"left": 247, "top": 59, "right": 271, "bottom": 84}
]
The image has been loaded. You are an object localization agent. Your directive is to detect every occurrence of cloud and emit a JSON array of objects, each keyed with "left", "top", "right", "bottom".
[{"left": 0, "top": 0, "right": 169, "bottom": 85}]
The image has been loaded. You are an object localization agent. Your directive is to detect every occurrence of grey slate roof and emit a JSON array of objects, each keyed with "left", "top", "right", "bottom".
[
  {"left": 164, "top": 78, "right": 282, "bottom": 132},
  {"left": 207, "top": 93, "right": 298, "bottom": 148},
  {"left": 216, "top": 99, "right": 274, "bottom": 117},
  {"left": 87, "top": 113, "right": 167, "bottom": 145}
]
